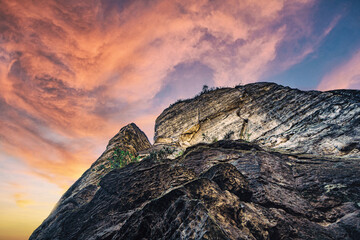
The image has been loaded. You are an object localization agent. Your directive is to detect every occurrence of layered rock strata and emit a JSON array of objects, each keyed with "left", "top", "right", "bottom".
[{"left": 155, "top": 82, "right": 360, "bottom": 158}]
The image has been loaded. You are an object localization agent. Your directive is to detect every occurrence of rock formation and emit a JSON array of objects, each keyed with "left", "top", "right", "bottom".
[
  {"left": 155, "top": 82, "right": 360, "bottom": 158},
  {"left": 30, "top": 83, "right": 360, "bottom": 240},
  {"left": 30, "top": 123, "right": 151, "bottom": 239}
]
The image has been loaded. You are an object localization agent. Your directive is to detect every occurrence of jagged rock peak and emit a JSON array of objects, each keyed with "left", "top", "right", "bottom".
[
  {"left": 106, "top": 122, "right": 152, "bottom": 153},
  {"left": 30, "top": 123, "right": 151, "bottom": 240},
  {"left": 155, "top": 82, "right": 360, "bottom": 158}
]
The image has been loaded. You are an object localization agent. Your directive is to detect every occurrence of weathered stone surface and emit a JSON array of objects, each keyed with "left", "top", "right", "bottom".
[
  {"left": 31, "top": 83, "right": 360, "bottom": 240},
  {"left": 31, "top": 139, "right": 360, "bottom": 240},
  {"left": 155, "top": 82, "right": 360, "bottom": 158},
  {"left": 30, "top": 123, "right": 151, "bottom": 240}
]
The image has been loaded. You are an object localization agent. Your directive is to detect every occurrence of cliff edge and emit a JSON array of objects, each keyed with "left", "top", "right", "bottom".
[
  {"left": 155, "top": 82, "right": 360, "bottom": 158},
  {"left": 30, "top": 83, "right": 360, "bottom": 240}
]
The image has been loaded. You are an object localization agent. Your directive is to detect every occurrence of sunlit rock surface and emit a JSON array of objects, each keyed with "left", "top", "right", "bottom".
[
  {"left": 155, "top": 82, "right": 360, "bottom": 158},
  {"left": 31, "top": 83, "right": 360, "bottom": 240}
]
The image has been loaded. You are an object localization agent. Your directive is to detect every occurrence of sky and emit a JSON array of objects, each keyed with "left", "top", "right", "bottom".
[{"left": 0, "top": 0, "right": 359, "bottom": 239}]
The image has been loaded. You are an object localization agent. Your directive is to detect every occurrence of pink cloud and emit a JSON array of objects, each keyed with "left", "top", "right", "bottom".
[
  {"left": 2, "top": 3, "right": 348, "bottom": 239},
  {"left": 318, "top": 49, "right": 360, "bottom": 90},
  {"left": 0, "top": 0, "right": 331, "bottom": 193},
  {"left": 1, "top": 0, "right": 346, "bottom": 238}
]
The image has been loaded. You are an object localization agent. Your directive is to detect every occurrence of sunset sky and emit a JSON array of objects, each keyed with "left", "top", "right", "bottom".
[{"left": 0, "top": 0, "right": 360, "bottom": 239}]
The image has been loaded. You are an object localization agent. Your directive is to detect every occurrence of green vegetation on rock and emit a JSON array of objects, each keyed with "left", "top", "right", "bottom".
[{"left": 94, "top": 147, "right": 140, "bottom": 172}]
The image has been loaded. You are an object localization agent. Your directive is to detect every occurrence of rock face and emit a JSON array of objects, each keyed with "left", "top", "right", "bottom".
[
  {"left": 155, "top": 82, "right": 360, "bottom": 158},
  {"left": 30, "top": 83, "right": 360, "bottom": 240},
  {"left": 30, "top": 123, "right": 151, "bottom": 240}
]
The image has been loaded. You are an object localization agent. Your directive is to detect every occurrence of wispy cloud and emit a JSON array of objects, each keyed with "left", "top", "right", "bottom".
[
  {"left": 0, "top": 0, "right": 325, "bottom": 188},
  {"left": 318, "top": 49, "right": 360, "bottom": 90},
  {"left": 0, "top": 153, "right": 61, "bottom": 239},
  {"left": 13, "top": 193, "right": 34, "bottom": 208},
  {"left": 0, "top": 0, "right": 344, "bottom": 238}
]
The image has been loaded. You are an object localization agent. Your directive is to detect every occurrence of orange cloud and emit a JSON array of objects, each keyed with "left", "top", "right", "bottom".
[
  {"left": 318, "top": 49, "right": 360, "bottom": 90},
  {"left": 0, "top": 0, "right": 321, "bottom": 188},
  {"left": 13, "top": 193, "right": 34, "bottom": 208},
  {"left": 0, "top": 153, "right": 62, "bottom": 240},
  {"left": 0, "top": 0, "right": 341, "bottom": 238}
]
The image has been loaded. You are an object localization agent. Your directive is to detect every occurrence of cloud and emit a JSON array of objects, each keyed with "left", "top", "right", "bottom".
[
  {"left": 153, "top": 61, "right": 214, "bottom": 104},
  {"left": 0, "top": 0, "right": 339, "bottom": 204},
  {"left": 1, "top": 1, "right": 348, "bottom": 238},
  {"left": 13, "top": 193, "right": 34, "bottom": 208},
  {"left": 0, "top": 153, "right": 62, "bottom": 240},
  {"left": 318, "top": 49, "right": 360, "bottom": 90}
]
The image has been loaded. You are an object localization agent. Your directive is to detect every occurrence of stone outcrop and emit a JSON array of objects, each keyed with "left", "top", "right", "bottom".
[
  {"left": 30, "top": 123, "right": 151, "bottom": 240},
  {"left": 31, "top": 140, "right": 360, "bottom": 240},
  {"left": 155, "top": 82, "right": 360, "bottom": 158},
  {"left": 30, "top": 83, "right": 360, "bottom": 240}
]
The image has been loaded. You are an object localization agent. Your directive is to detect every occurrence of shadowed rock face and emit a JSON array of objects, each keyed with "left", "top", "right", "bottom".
[
  {"left": 31, "top": 83, "right": 360, "bottom": 240},
  {"left": 30, "top": 123, "right": 151, "bottom": 240},
  {"left": 155, "top": 82, "right": 360, "bottom": 158},
  {"left": 31, "top": 140, "right": 360, "bottom": 240}
]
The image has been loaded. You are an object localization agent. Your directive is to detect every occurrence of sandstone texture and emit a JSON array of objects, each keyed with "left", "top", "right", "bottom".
[
  {"left": 155, "top": 82, "right": 360, "bottom": 158},
  {"left": 31, "top": 83, "right": 360, "bottom": 240}
]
